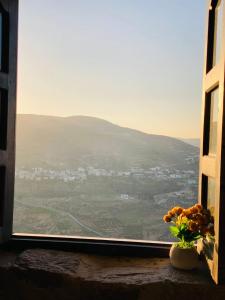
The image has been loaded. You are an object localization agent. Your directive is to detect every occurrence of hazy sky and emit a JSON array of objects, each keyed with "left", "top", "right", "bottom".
[{"left": 17, "top": 0, "right": 206, "bottom": 138}]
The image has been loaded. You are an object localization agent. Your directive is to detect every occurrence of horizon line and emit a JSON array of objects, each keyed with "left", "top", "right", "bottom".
[{"left": 16, "top": 113, "right": 200, "bottom": 140}]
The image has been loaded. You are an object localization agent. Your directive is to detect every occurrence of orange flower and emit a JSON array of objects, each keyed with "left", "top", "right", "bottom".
[
  {"left": 176, "top": 207, "right": 183, "bottom": 215},
  {"left": 190, "top": 206, "right": 198, "bottom": 214},
  {"left": 167, "top": 210, "right": 174, "bottom": 218},
  {"left": 182, "top": 209, "right": 187, "bottom": 215},
  {"left": 171, "top": 207, "right": 177, "bottom": 215},
  {"left": 195, "top": 213, "right": 205, "bottom": 225},
  {"left": 183, "top": 209, "right": 192, "bottom": 217},
  {"left": 194, "top": 204, "right": 203, "bottom": 212},
  {"left": 179, "top": 212, "right": 186, "bottom": 218},
  {"left": 189, "top": 221, "right": 199, "bottom": 232},
  {"left": 163, "top": 215, "right": 171, "bottom": 223}
]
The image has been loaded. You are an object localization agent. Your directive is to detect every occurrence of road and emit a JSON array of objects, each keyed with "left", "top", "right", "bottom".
[{"left": 15, "top": 200, "right": 104, "bottom": 237}]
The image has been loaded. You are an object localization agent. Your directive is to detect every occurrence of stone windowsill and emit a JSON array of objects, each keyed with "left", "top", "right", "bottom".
[{"left": 0, "top": 249, "right": 224, "bottom": 300}]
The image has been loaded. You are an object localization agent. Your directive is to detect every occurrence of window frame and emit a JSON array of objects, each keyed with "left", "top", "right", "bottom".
[
  {"left": 1, "top": 0, "right": 224, "bottom": 276},
  {"left": 198, "top": 0, "right": 225, "bottom": 284},
  {"left": 0, "top": 0, "right": 17, "bottom": 244}
]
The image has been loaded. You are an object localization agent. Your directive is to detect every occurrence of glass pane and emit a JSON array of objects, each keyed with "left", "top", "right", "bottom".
[
  {"left": 0, "top": 89, "right": 8, "bottom": 150},
  {"left": 208, "top": 177, "right": 216, "bottom": 215},
  {"left": 14, "top": 0, "right": 205, "bottom": 242},
  {"left": 0, "top": 13, "right": 2, "bottom": 71},
  {"left": 213, "top": 1, "right": 223, "bottom": 66},
  {"left": 0, "top": 166, "right": 5, "bottom": 226},
  {"left": 209, "top": 88, "right": 219, "bottom": 155}
]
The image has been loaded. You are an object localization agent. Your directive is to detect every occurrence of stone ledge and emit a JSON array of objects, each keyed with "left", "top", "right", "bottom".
[{"left": 0, "top": 249, "right": 224, "bottom": 299}]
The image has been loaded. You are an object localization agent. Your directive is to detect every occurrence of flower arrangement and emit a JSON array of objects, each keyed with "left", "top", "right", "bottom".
[{"left": 163, "top": 204, "right": 214, "bottom": 249}]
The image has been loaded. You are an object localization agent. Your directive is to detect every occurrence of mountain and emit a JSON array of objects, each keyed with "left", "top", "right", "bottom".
[
  {"left": 14, "top": 114, "right": 199, "bottom": 240},
  {"left": 16, "top": 114, "right": 199, "bottom": 170}
]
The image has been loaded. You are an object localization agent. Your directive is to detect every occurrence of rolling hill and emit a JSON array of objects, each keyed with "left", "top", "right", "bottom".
[
  {"left": 15, "top": 114, "right": 199, "bottom": 170},
  {"left": 14, "top": 114, "right": 199, "bottom": 240}
]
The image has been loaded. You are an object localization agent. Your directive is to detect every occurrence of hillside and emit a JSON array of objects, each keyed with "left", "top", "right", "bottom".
[
  {"left": 14, "top": 114, "right": 199, "bottom": 240},
  {"left": 16, "top": 114, "right": 198, "bottom": 170}
]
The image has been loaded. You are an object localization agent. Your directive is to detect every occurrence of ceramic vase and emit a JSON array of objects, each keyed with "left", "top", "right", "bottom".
[{"left": 169, "top": 244, "right": 199, "bottom": 270}]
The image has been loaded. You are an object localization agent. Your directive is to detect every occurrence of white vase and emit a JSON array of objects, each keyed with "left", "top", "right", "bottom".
[{"left": 169, "top": 244, "right": 199, "bottom": 270}]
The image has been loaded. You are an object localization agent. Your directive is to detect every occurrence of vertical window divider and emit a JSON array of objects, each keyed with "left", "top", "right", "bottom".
[{"left": 0, "top": 0, "right": 18, "bottom": 243}]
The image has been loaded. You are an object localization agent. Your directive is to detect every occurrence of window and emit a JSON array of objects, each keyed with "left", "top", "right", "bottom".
[
  {"left": 199, "top": 0, "right": 225, "bottom": 284},
  {"left": 0, "top": 0, "right": 224, "bottom": 284},
  {"left": 13, "top": 0, "right": 204, "bottom": 243}
]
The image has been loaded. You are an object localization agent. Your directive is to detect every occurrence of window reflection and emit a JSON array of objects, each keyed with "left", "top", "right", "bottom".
[
  {"left": 209, "top": 88, "right": 219, "bottom": 155},
  {"left": 213, "top": 0, "right": 223, "bottom": 66},
  {"left": 207, "top": 176, "right": 216, "bottom": 215}
]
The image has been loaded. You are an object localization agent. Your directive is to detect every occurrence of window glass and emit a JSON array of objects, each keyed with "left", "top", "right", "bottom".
[
  {"left": 208, "top": 177, "right": 216, "bottom": 215},
  {"left": 0, "top": 89, "right": 8, "bottom": 150},
  {"left": 13, "top": 0, "right": 205, "bottom": 242},
  {"left": 213, "top": 0, "right": 223, "bottom": 66},
  {"left": 0, "top": 13, "right": 2, "bottom": 71},
  {"left": 209, "top": 88, "right": 219, "bottom": 155}
]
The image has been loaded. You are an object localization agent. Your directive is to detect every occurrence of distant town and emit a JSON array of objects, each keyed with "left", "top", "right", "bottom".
[{"left": 16, "top": 164, "right": 197, "bottom": 183}]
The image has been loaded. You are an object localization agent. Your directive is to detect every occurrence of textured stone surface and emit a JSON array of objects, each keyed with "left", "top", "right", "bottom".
[{"left": 0, "top": 249, "right": 224, "bottom": 299}]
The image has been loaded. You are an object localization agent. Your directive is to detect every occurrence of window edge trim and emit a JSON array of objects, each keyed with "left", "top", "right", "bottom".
[{"left": 6, "top": 234, "right": 171, "bottom": 257}]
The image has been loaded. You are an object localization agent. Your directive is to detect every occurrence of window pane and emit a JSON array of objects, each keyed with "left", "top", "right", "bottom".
[
  {"left": 0, "top": 89, "right": 8, "bottom": 150},
  {"left": 213, "top": 1, "right": 223, "bottom": 66},
  {"left": 0, "top": 13, "right": 2, "bottom": 71},
  {"left": 209, "top": 88, "right": 219, "bottom": 155},
  {"left": 13, "top": 0, "right": 205, "bottom": 242},
  {"left": 208, "top": 177, "right": 216, "bottom": 215},
  {"left": 0, "top": 166, "right": 5, "bottom": 226}
]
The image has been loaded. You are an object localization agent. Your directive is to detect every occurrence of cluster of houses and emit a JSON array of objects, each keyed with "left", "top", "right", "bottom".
[{"left": 15, "top": 165, "right": 197, "bottom": 183}]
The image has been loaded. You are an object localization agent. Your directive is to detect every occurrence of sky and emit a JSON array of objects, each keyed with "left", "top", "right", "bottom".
[{"left": 17, "top": 0, "right": 206, "bottom": 138}]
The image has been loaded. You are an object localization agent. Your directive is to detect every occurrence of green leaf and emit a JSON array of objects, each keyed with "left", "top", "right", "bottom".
[
  {"left": 169, "top": 226, "right": 179, "bottom": 237},
  {"left": 180, "top": 223, "right": 188, "bottom": 232}
]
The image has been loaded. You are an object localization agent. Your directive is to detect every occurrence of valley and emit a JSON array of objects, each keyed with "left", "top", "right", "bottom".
[{"left": 13, "top": 114, "right": 199, "bottom": 241}]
